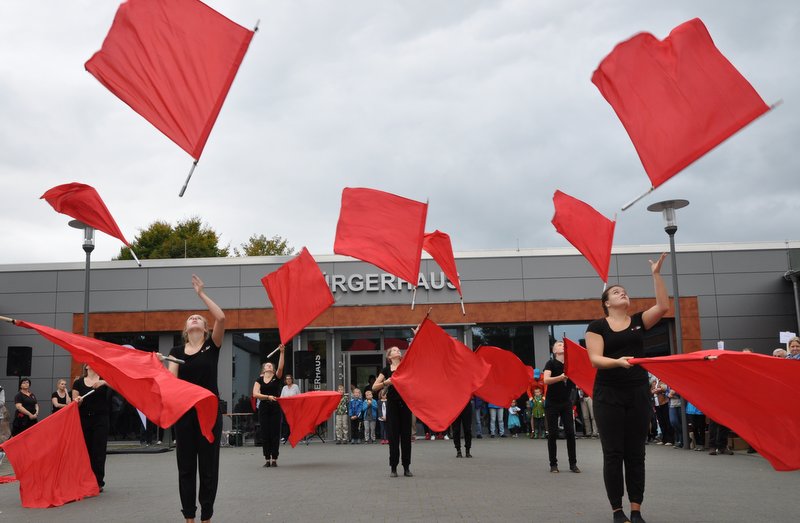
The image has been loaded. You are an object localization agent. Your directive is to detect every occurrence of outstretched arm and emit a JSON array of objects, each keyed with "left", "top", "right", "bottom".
[
  {"left": 642, "top": 253, "right": 670, "bottom": 330},
  {"left": 193, "top": 274, "right": 226, "bottom": 346}
]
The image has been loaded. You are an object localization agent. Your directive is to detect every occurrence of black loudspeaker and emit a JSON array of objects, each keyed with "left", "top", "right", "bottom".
[
  {"left": 294, "top": 351, "right": 316, "bottom": 380},
  {"left": 7, "top": 346, "right": 32, "bottom": 376}
]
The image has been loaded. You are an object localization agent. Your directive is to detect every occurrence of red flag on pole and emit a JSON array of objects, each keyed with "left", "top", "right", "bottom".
[
  {"left": 563, "top": 338, "right": 598, "bottom": 398},
  {"left": 631, "top": 350, "right": 800, "bottom": 471},
  {"left": 276, "top": 391, "right": 341, "bottom": 448},
  {"left": 473, "top": 346, "right": 533, "bottom": 408},
  {"left": 41, "top": 183, "right": 131, "bottom": 247},
  {"left": 261, "top": 248, "right": 335, "bottom": 345},
  {"left": 12, "top": 320, "right": 219, "bottom": 443},
  {"left": 334, "top": 188, "right": 428, "bottom": 286},
  {"left": 85, "top": 0, "right": 254, "bottom": 160},
  {"left": 0, "top": 402, "right": 99, "bottom": 507},
  {"left": 422, "top": 230, "right": 463, "bottom": 297},
  {"left": 551, "top": 190, "right": 615, "bottom": 282},
  {"left": 592, "top": 18, "right": 770, "bottom": 189},
  {"left": 391, "top": 319, "right": 489, "bottom": 431}
]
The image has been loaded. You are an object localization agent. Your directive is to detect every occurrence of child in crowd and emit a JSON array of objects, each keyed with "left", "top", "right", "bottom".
[
  {"left": 508, "top": 400, "right": 522, "bottom": 437},
  {"left": 362, "top": 390, "right": 378, "bottom": 443},
  {"left": 530, "top": 388, "right": 546, "bottom": 439},
  {"left": 349, "top": 388, "right": 364, "bottom": 444},
  {"left": 335, "top": 384, "right": 349, "bottom": 444},
  {"left": 378, "top": 388, "right": 388, "bottom": 444}
]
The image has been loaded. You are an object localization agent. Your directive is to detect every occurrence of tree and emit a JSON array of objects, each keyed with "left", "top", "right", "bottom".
[
  {"left": 233, "top": 234, "right": 295, "bottom": 257},
  {"left": 114, "top": 217, "right": 229, "bottom": 260}
]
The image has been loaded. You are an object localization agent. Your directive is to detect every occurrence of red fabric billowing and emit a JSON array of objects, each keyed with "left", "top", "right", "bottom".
[
  {"left": 422, "top": 230, "right": 463, "bottom": 296},
  {"left": 474, "top": 346, "right": 532, "bottom": 408},
  {"left": 261, "top": 248, "right": 335, "bottom": 345},
  {"left": 0, "top": 476, "right": 18, "bottom": 484},
  {"left": 276, "top": 391, "right": 341, "bottom": 448},
  {"left": 0, "top": 402, "right": 99, "bottom": 507},
  {"left": 631, "top": 350, "right": 800, "bottom": 471},
  {"left": 14, "top": 320, "right": 218, "bottom": 443},
  {"left": 41, "top": 183, "right": 130, "bottom": 246},
  {"left": 563, "top": 338, "right": 598, "bottom": 398},
  {"left": 391, "top": 319, "right": 490, "bottom": 431},
  {"left": 85, "top": 0, "right": 254, "bottom": 159},
  {"left": 592, "top": 18, "right": 769, "bottom": 188},
  {"left": 551, "top": 190, "right": 615, "bottom": 283},
  {"left": 334, "top": 187, "right": 428, "bottom": 285}
]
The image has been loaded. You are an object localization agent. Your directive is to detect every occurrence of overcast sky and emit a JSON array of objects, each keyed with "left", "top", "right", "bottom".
[{"left": 1, "top": 1, "right": 797, "bottom": 265}]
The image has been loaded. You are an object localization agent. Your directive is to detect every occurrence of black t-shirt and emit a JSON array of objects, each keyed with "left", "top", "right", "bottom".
[
  {"left": 14, "top": 391, "right": 38, "bottom": 415},
  {"left": 256, "top": 375, "right": 282, "bottom": 412},
  {"left": 586, "top": 311, "right": 649, "bottom": 387},
  {"left": 380, "top": 365, "right": 402, "bottom": 402},
  {"left": 543, "top": 358, "right": 575, "bottom": 405},
  {"left": 51, "top": 390, "right": 69, "bottom": 412},
  {"left": 72, "top": 378, "right": 110, "bottom": 415},
  {"left": 170, "top": 338, "right": 220, "bottom": 396}
]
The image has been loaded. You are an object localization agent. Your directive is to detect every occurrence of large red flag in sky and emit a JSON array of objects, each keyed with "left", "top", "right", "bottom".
[
  {"left": 334, "top": 187, "right": 428, "bottom": 286},
  {"left": 0, "top": 402, "right": 99, "bottom": 508},
  {"left": 391, "top": 319, "right": 489, "bottom": 431},
  {"left": 41, "top": 182, "right": 131, "bottom": 247},
  {"left": 13, "top": 320, "right": 219, "bottom": 443},
  {"left": 277, "top": 391, "right": 341, "bottom": 447},
  {"left": 423, "top": 230, "right": 463, "bottom": 297},
  {"left": 631, "top": 350, "right": 800, "bottom": 471},
  {"left": 473, "top": 346, "right": 532, "bottom": 407},
  {"left": 563, "top": 338, "right": 598, "bottom": 398},
  {"left": 261, "top": 248, "right": 335, "bottom": 345},
  {"left": 551, "top": 190, "right": 615, "bottom": 282},
  {"left": 85, "top": 0, "right": 254, "bottom": 160},
  {"left": 592, "top": 18, "right": 769, "bottom": 189}
]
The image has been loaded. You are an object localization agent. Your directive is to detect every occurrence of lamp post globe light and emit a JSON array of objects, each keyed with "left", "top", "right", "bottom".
[
  {"left": 646, "top": 199, "right": 690, "bottom": 451},
  {"left": 68, "top": 219, "right": 95, "bottom": 337}
]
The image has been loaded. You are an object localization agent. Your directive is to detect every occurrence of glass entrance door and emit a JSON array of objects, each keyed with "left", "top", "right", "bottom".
[{"left": 341, "top": 351, "right": 385, "bottom": 396}]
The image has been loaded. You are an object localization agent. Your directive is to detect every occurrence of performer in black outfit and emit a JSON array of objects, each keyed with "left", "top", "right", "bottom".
[
  {"left": 373, "top": 346, "right": 412, "bottom": 477},
  {"left": 51, "top": 378, "right": 72, "bottom": 413},
  {"left": 252, "top": 345, "right": 285, "bottom": 467},
  {"left": 542, "top": 340, "right": 579, "bottom": 473},
  {"left": 585, "top": 253, "right": 668, "bottom": 523},
  {"left": 166, "top": 274, "right": 225, "bottom": 523},
  {"left": 451, "top": 399, "right": 473, "bottom": 458},
  {"left": 72, "top": 364, "right": 110, "bottom": 490}
]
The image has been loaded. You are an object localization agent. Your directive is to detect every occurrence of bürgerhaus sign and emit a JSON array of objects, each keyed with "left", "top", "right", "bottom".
[{"left": 323, "top": 272, "right": 457, "bottom": 293}]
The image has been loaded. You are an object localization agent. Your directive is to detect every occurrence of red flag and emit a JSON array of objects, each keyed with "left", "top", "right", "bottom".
[
  {"left": 422, "top": 230, "right": 463, "bottom": 297},
  {"left": 12, "top": 320, "right": 218, "bottom": 443},
  {"left": 631, "top": 350, "right": 800, "bottom": 471},
  {"left": 391, "top": 319, "right": 490, "bottom": 431},
  {"left": 592, "top": 18, "right": 769, "bottom": 188},
  {"left": 261, "top": 248, "right": 335, "bottom": 345},
  {"left": 41, "top": 183, "right": 131, "bottom": 247},
  {"left": 0, "top": 402, "right": 98, "bottom": 507},
  {"left": 473, "top": 346, "right": 532, "bottom": 407},
  {"left": 85, "top": 0, "right": 254, "bottom": 160},
  {"left": 563, "top": 338, "right": 598, "bottom": 398},
  {"left": 334, "top": 188, "right": 428, "bottom": 285},
  {"left": 551, "top": 190, "right": 615, "bottom": 282},
  {"left": 276, "top": 391, "right": 341, "bottom": 448}
]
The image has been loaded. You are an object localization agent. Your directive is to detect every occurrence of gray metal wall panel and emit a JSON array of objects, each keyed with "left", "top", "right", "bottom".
[
  {"left": 90, "top": 268, "right": 149, "bottom": 291},
  {"left": 699, "top": 317, "right": 720, "bottom": 341},
  {"left": 0, "top": 292, "right": 57, "bottom": 314},
  {"left": 615, "top": 253, "right": 663, "bottom": 277},
  {"left": 147, "top": 287, "right": 241, "bottom": 311},
  {"left": 717, "top": 315, "right": 794, "bottom": 341},
  {"left": 714, "top": 273, "right": 789, "bottom": 295},
  {"left": 52, "top": 355, "right": 73, "bottom": 379},
  {"left": 462, "top": 280, "right": 524, "bottom": 302},
  {"left": 458, "top": 257, "right": 523, "bottom": 280},
  {"left": 241, "top": 286, "right": 271, "bottom": 308},
  {"left": 0, "top": 271, "right": 58, "bottom": 292},
  {"left": 521, "top": 256, "right": 604, "bottom": 279},
  {"left": 55, "top": 270, "right": 85, "bottom": 292},
  {"left": 696, "top": 295, "right": 718, "bottom": 316},
  {"left": 666, "top": 252, "right": 714, "bottom": 273},
  {"left": 56, "top": 291, "right": 84, "bottom": 313},
  {"left": 523, "top": 278, "right": 603, "bottom": 301},
  {"left": 424, "top": 288, "right": 462, "bottom": 304},
  {"left": 240, "top": 264, "right": 283, "bottom": 286},
  {"left": 715, "top": 293, "right": 796, "bottom": 317},
  {"left": 712, "top": 250, "right": 789, "bottom": 273},
  {"left": 90, "top": 290, "right": 149, "bottom": 312},
  {"left": 147, "top": 266, "right": 240, "bottom": 290}
]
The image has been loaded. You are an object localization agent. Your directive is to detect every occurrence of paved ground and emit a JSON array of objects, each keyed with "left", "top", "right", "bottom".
[{"left": 0, "top": 436, "right": 797, "bottom": 522}]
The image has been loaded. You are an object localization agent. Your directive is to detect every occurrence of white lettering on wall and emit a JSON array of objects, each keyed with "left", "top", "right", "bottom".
[{"left": 323, "top": 271, "right": 457, "bottom": 294}]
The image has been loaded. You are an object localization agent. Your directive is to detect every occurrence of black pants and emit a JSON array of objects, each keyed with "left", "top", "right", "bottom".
[
  {"left": 689, "top": 414, "right": 706, "bottom": 448},
  {"left": 350, "top": 417, "right": 364, "bottom": 441},
  {"left": 451, "top": 402, "right": 473, "bottom": 451},
  {"left": 654, "top": 403, "right": 673, "bottom": 443},
  {"left": 708, "top": 420, "right": 730, "bottom": 450},
  {"left": 80, "top": 412, "right": 109, "bottom": 488},
  {"left": 259, "top": 405, "right": 282, "bottom": 460},
  {"left": 386, "top": 397, "right": 412, "bottom": 470},
  {"left": 594, "top": 383, "right": 651, "bottom": 509},
  {"left": 11, "top": 414, "right": 36, "bottom": 437},
  {"left": 545, "top": 402, "right": 577, "bottom": 467},
  {"left": 175, "top": 408, "right": 222, "bottom": 521}
]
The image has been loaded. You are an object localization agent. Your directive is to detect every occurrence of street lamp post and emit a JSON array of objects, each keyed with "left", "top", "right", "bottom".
[
  {"left": 646, "top": 199, "right": 690, "bottom": 451},
  {"left": 69, "top": 220, "right": 95, "bottom": 336}
]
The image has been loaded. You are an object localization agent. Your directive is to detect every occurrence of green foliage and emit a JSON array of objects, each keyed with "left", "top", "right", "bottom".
[
  {"left": 233, "top": 234, "right": 295, "bottom": 257},
  {"left": 114, "top": 217, "right": 229, "bottom": 260}
]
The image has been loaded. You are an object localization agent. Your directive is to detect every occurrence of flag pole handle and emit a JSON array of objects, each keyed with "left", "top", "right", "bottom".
[
  {"left": 460, "top": 297, "right": 466, "bottom": 316},
  {"left": 178, "top": 160, "right": 199, "bottom": 197},
  {"left": 163, "top": 355, "right": 185, "bottom": 365},
  {"left": 129, "top": 248, "right": 142, "bottom": 267},
  {"left": 411, "top": 287, "right": 417, "bottom": 310},
  {"left": 621, "top": 187, "right": 654, "bottom": 211},
  {"left": 266, "top": 344, "right": 284, "bottom": 359},
  {"left": 0, "top": 315, "right": 15, "bottom": 324}
]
